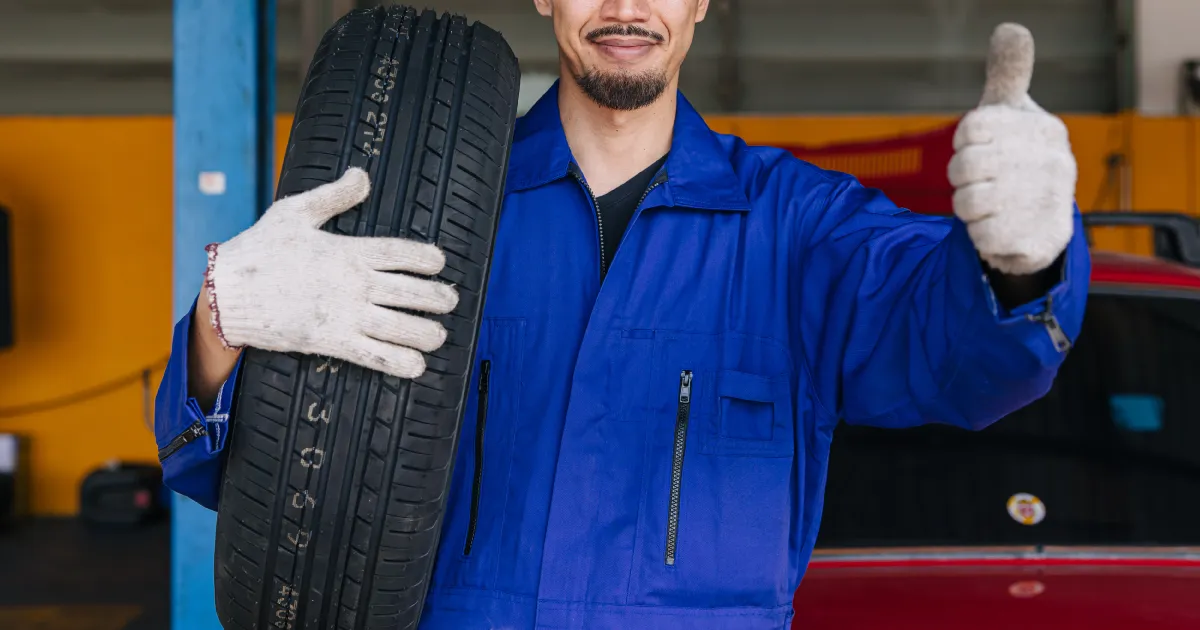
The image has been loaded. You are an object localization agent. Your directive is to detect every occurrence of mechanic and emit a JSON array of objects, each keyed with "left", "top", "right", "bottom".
[{"left": 156, "top": 1, "right": 1089, "bottom": 628}]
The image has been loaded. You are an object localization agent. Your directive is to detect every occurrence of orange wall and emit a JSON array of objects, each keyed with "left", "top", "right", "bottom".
[
  {"left": 0, "top": 116, "right": 291, "bottom": 516},
  {"left": 0, "top": 113, "right": 1195, "bottom": 515},
  {"left": 0, "top": 117, "right": 174, "bottom": 515}
]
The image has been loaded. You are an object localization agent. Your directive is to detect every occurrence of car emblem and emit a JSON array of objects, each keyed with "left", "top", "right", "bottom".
[
  {"left": 1007, "top": 493, "right": 1046, "bottom": 525},
  {"left": 1008, "top": 580, "right": 1046, "bottom": 598}
]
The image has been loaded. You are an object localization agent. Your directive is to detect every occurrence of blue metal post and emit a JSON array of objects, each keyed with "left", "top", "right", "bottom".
[{"left": 172, "top": 1, "right": 275, "bottom": 628}]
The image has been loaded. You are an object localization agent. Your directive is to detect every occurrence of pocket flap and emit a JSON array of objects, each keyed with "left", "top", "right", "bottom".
[
  {"left": 717, "top": 369, "right": 786, "bottom": 404},
  {"left": 709, "top": 369, "right": 794, "bottom": 457}
]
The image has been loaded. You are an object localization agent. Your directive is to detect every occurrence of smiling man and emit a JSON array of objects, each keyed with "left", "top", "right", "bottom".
[{"left": 159, "top": 1, "right": 1089, "bottom": 628}]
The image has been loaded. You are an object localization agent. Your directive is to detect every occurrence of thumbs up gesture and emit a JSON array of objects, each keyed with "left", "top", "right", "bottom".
[{"left": 949, "top": 24, "right": 1078, "bottom": 276}]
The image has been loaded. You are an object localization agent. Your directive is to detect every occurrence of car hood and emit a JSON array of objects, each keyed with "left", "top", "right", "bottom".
[{"left": 793, "top": 560, "right": 1200, "bottom": 630}]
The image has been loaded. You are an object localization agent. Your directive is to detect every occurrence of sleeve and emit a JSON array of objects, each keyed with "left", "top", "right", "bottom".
[
  {"left": 800, "top": 176, "right": 1090, "bottom": 430},
  {"left": 154, "top": 296, "right": 243, "bottom": 510}
]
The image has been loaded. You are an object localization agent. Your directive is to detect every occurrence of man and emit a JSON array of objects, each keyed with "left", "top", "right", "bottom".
[{"left": 157, "top": 1, "right": 1088, "bottom": 628}]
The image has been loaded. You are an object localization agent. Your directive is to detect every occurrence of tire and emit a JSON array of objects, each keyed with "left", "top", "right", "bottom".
[{"left": 212, "top": 7, "right": 519, "bottom": 630}]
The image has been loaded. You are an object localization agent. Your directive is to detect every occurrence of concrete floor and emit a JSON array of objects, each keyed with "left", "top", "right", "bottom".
[{"left": 0, "top": 517, "right": 169, "bottom": 630}]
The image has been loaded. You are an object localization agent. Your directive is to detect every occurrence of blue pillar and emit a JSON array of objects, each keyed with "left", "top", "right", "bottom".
[{"left": 172, "top": 1, "right": 275, "bottom": 628}]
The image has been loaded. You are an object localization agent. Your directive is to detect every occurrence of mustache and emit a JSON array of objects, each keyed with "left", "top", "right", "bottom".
[{"left": 586, "top": 24, "right": 665, "bottom": 43}]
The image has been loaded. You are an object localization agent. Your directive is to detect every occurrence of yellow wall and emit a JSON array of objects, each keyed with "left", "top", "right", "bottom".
[
  {"left": 0, "top": 117, "right": 173, "bottom": 515},
  {"left": 0, "top": 116, "right": 292, "bottom": 515},
  {"left": 0, "top": 113, "right": 1195, "bottom": 515}
]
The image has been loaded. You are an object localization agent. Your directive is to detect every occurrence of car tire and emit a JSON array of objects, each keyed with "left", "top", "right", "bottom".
[{"left": 211, "top": 6, "right": 519, "bottom": 629}]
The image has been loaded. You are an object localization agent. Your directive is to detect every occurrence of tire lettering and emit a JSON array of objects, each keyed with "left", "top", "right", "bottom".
[
  {"left": 299, "top": 447, "right": 324, "bottom": 469},
  {"left": 288, "top": 529, "right": 311, "bottom": 549},
  {"left": 316, "top": 358, "right": 341, "bottom": 373},
  {"left": 306, "top": 403, "right": 329, "bottom": 424},
  {"left": 273, "top": 583, "right": 298, "bottom": 629},
  {"left": 292, "top": 490, "right": 316, "bottom": 509}
]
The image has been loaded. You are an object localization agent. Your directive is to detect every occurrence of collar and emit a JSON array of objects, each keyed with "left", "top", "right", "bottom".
[{"left": 507, "top": 81, "right": 750, "bottom": 212}]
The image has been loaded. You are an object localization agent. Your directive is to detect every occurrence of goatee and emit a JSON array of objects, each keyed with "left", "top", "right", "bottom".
[{"left": 575, "top": 69, "right": 669, "bottom": 111}]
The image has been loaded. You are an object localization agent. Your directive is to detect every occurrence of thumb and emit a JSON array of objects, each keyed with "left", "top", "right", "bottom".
[
  {"left": 979, "top": 23, "right": 1035, "bottom": 108},
  {"left": 285, "top": 167, "right": 371, "bottom": 227}
]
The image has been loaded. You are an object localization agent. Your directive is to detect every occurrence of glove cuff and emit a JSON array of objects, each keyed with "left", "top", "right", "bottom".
[{"left": 204, "top": 243, "right": 246, "bottom": 351}]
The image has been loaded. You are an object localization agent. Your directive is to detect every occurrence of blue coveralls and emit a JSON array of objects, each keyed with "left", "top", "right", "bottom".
[{"left": 156, "top": 83, "right": 1091, "bottom": 629}]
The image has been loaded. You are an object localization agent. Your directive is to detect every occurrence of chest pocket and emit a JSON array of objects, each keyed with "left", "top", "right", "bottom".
[
  {"left": 708, "top": 369, "right": 793, "bottom": 457},
  {"left": 644, "top": 331, "right": 795, "bottom": 458}
]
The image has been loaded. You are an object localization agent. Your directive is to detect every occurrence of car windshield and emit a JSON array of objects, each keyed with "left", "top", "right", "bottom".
[{"left": 817, "top": 289, "right": 1200, "bottom": 549}]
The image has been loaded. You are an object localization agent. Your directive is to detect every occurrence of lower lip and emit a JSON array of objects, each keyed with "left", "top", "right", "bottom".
[{"left": 595, "top": 42, "right": 655, "bottom": 62}]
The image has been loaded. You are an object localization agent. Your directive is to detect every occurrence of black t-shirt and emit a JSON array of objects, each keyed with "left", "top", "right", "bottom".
[{"left": 595, "top": 154, "right": 668, "bottom": 274}]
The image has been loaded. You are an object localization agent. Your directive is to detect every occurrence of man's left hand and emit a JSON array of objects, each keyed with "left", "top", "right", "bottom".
[{"left": 948, "top": 23, "right": 1078, "bottom": 277}]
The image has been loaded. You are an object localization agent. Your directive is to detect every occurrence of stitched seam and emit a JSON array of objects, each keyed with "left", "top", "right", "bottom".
[
  {"left": 670, "top": 195, "right": 749, "bottom": 211},
  {"left": 651, "top": 329, "right": 793, "bottom": 379},
  {"left": 790, "top": 179, "right": 844, "bottom": 428}
]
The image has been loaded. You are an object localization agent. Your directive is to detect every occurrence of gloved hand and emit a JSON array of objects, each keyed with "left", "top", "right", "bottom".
[
  {"left": 204, "top": 167, "right": 458, "bottom": 379},
  {"left": 948, "top": 23, "right": 1078, "bottom": 276}
]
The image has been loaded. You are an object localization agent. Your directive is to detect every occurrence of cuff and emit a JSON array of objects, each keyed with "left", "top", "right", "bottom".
[
  {"left": 184, "top": 353, "right": 242, "bottom": 455},
  {"left": 982, "top": 206, "right": 1090, "bottom": 359},
  {"left": 154, "top": 295, "right": 244, "bottom": 510}
]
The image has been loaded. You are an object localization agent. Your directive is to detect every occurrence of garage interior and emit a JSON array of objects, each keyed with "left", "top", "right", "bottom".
[{"left": 2, "top": 1, "right": 1200, "bottom": 629}]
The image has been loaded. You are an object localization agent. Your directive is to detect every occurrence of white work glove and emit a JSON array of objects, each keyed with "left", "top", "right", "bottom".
[
  {"left": 948, "top": 23, "right": 1078, "bottom": 276},
  {"left": 204, "top": 167, "right": 458, "bottom": 379}
]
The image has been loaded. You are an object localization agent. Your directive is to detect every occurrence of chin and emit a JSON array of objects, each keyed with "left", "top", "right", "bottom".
[{"left": 574, "top": 63, "right": 670, "bottom": 111}]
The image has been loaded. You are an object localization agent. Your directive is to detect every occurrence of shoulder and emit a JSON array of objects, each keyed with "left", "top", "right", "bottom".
[
  {"left": 713, "top": 131, "right": 862, "bottom": 214},
  {"left": 712, "top": 131, "right": 950, "bottom": 248}
]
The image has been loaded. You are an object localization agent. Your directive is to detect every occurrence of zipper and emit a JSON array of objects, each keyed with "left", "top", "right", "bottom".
[
  {"left": 569, "top": 164, "right": 668, "bottom": 280},
  {"left": 637, "top": 171, "right": 668, "bottom": 213},
  {"left": 1026, "top": 294, "right": 1071, "bottom": 352},
  {"left": 157, "top": 421, "right": 207, "bottom": 461},
  {"left": 464, "top": 359, "right": 491, "bottom": 556},
  {"left": 665, "top": 369, "right": 693, "bottom": 566},
  {"left": 569, "top": 164, "right": 606, "bottom": 277}
]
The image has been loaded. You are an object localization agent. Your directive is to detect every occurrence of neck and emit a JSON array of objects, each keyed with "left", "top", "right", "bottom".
[{"left": 558, "top": 73, "right": 676, "bottom": 196}]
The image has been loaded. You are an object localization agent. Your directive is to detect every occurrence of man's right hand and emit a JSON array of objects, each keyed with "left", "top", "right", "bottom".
[{"left": 197, "top": 167, "right": 458, "bottom": 381}]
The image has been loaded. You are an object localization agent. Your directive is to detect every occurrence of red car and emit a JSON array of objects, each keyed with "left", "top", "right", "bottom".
[{"left": 792, "top": 213, "right": 1200, "bottom": 629}]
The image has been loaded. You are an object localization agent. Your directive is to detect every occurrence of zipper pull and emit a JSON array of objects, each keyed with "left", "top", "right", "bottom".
[
  {"left": 1026, "top": 295, "right": 1071, "bottom": 353},
  {"left": 478, "top": 360, "right": 491, "bottom": 394},
  {"left": 157, "top": 421, "right": 208, "bottom": 461},
  {"left": 678, "top": 371, "right": 693, "bottom": 404}
]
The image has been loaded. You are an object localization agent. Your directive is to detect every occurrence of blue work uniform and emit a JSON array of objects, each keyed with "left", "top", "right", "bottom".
[{"left": 155, "top": 83, "right": 1091, "bottom": 629}]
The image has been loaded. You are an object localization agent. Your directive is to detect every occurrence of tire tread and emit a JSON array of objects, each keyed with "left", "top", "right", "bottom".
[{"left": 213, "top": 6, "right": 517, "bottom": 629}]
